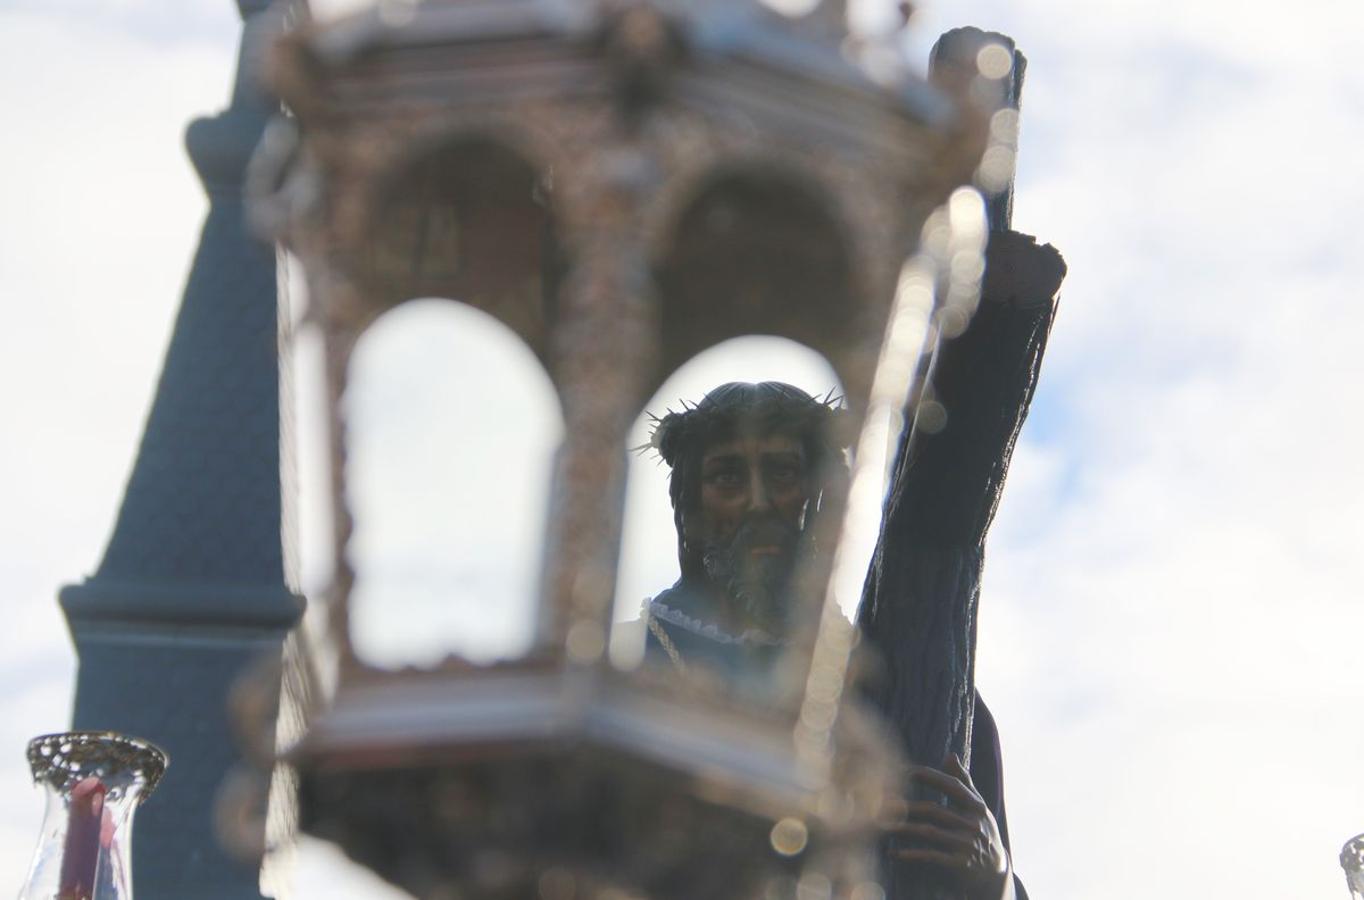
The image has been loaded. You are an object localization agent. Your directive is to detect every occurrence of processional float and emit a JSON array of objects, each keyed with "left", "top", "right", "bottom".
[{"left": 244, "top": 1, "right": 1020, "bottom": 897}]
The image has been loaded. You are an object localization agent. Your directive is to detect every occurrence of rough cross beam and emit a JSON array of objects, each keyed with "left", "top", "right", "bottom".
[{"left": 856, "top": 28, "right": 1066, "bottom": 900}]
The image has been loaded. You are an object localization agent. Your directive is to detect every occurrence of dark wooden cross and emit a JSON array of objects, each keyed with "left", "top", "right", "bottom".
[{"left": 856, "top": 27, "right": 1068, "bottom": 900}]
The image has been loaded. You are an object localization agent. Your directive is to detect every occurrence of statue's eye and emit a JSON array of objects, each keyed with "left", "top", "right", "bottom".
[{"left": 705, "top": 467, "right": 744, "bottom": 489}]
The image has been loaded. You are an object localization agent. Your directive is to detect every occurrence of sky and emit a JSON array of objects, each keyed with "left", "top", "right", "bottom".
[{"left": 2, "top": 1, "right": 1363, "bottom": 899}]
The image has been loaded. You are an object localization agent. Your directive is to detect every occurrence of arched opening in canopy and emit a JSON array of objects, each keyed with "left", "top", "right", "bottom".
[
  {"left": 610, "top": 336, "right": 845, "bottom": 673},
  {"left": 343, "top": 297, "right": 563, "bottom": 669}
]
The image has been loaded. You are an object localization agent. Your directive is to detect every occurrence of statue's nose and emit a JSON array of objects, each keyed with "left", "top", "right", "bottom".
[{"left": 746, "top": 468, "right": 771, "bottom": 512}]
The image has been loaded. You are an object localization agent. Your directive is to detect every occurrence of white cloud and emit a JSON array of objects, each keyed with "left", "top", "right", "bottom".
[
  {"left": 931, "top": 1, "right": 1364, "bottom": 895},
  {"left": 2, "top": 1, "right": 237, "bottom": 46},
  {"left": 0, "top": 7, "right": 236, "bottom": 891}
]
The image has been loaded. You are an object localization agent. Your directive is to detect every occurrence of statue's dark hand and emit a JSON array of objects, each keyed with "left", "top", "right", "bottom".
[{"left": 888, "top": 754, "right": 1015, "bottom": 900}]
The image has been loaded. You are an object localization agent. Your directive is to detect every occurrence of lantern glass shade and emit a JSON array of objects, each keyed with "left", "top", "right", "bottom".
[
  {"left": 1343, "top": 833, "right": 1364, "bottom": 899},
  {"left": 18, "top": 733, "right": 166, "bottom": 900}
]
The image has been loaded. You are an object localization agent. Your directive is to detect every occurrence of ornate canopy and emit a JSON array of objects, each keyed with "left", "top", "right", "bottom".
[{"left": 250, "top": 2, "right": 999, "bottom": 896}]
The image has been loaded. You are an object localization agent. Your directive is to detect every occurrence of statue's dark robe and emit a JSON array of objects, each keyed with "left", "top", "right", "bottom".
[{"left": 642, "top": 591, "right": 1029, "bottom": 899}]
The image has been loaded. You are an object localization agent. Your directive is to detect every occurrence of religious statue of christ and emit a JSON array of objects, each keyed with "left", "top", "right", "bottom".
[{"left": 639, "top": 380, "right": 1028, "bottom": 900}]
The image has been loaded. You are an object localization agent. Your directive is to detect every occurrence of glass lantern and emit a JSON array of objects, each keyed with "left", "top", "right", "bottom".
[
  {"left": 18, "top": 732, "right": 167, "bottom": 900},
  {"left": 1343, "top": 833, "right": 1364, "bottom": 899}
]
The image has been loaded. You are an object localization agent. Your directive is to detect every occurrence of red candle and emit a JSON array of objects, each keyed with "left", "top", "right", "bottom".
[{"left": 58, "top": 776, "right": 106, "bottom": 900}]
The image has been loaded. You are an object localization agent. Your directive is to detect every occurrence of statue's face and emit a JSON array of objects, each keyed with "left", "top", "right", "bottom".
[
  {"left": 689, "top": 429, "right": 811, "bottom": 629},
  {"left": 698, "top": 430, "right": 809, "bottom": 539}
]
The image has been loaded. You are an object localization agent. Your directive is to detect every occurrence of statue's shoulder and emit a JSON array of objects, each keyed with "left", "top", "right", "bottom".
[{"left": 641, "top": 589, "right": 710, "bottom": 638}]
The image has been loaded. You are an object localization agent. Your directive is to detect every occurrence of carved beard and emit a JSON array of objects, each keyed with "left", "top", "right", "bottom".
[{"left": 699, "top": 515, "right": 802, "bottom": 634}]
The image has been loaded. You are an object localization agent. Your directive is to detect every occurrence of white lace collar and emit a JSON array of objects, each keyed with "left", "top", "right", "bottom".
[{"left": 644, "top": 597, "right": 787, "bottom": 647}]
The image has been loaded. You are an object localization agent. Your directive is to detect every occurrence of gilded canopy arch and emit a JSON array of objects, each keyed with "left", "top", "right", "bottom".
[
  {"left": 642, "top": 144, "right": 920, "bottom": 403},
  {"left": 319, "top": 119, "right": 563, "bottom": 361}
]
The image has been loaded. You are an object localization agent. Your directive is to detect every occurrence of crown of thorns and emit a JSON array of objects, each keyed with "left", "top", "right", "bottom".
[{"left": 641, "top": 381, "right": 849, "bottom": 468}]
